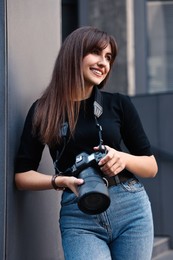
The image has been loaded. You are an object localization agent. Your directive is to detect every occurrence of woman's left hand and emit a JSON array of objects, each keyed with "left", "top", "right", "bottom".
[{"left": 94, "top": 145, "right": 126, "bottom": 177}]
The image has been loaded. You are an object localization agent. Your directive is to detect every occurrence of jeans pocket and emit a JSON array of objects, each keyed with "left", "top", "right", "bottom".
[
  {"left": 61, "top": 191, "right": 78, "bottom": 206},
  {"left": 121, "top": 177, "right": 144, "bottom": 193}
]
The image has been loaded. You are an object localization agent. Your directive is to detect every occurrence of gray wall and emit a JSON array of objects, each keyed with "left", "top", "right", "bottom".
[
  {"left": 0, "top": 0, "right": 6, "bottom": 259},
  {"left": 1, "top": 0, "right": 64, "bottom": 259},
  {"left": 132, "top": 93, "right": 173, "bottom": 247}
]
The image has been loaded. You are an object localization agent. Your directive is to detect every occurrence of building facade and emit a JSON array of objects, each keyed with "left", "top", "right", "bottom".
[{"left": 0, "top": 0, "right": 173, "bottom": 259}]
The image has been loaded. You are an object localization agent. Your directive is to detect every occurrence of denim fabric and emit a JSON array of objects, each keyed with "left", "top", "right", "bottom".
[{"left": 59, "top": 178, "right": 154, "bottom": 260}]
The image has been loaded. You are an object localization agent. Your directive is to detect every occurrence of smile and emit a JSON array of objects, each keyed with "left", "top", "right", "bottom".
[{"left": 90, "top": 68, "right": 103, "bottom": 76}]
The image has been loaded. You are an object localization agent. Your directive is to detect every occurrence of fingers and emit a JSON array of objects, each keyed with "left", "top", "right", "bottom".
[
  {"left": 98, "top": 146, "right": 125, "bottom": 176},
  {"left": 64, "top": 177, "right": 84, "bottom": 196}
]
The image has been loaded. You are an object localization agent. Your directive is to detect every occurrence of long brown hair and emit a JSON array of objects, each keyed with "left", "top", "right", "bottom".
[{"left": 33, "top": 26, "right": 118, "bottom": 146}]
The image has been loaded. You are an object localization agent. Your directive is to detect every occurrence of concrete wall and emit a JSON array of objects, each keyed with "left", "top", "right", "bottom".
[{"left": 0, "top": 0, "right": 64, "bottom": 259}]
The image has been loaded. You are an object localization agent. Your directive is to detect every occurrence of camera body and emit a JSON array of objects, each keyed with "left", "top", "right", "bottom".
[
  {"left": 67, "top": 150, "right": 110, "bottom": 215},
  {"left": 70, "top": 151, "right": 106, "bottom": 177}
]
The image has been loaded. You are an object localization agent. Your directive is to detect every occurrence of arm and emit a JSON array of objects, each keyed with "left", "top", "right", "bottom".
[
  {"left": 15, "top": 170, "right": 84, "bottom": 196},
  {"left": 97, "top": 146, "right": 158, "bottom": 178},
  {"left": 97, "top": 94, "right": 157, "bottom": 178},
  {"left": 15, "top": 103, "right": 84, "bottom": 195}
]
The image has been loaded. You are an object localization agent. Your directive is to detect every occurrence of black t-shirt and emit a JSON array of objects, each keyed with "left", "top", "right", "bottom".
[{"left": 15, "top": 89, "right": 152, "bottom": 174}]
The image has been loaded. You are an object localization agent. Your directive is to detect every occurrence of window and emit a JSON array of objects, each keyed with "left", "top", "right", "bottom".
[
  {"left": 62, "top": 0, "right": 78, "bottom": 41},
  {"left": 147, "top": 1, "right": 173, "bottom": 93}
]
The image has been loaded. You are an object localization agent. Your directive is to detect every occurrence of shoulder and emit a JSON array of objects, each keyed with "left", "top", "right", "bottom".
[
  {"left": 25, "top": 100, "right": 39, "bottom": 119},
  {"left": 22, "top": 100, "right": 39, "bottom": 132},
  {"left": 101, "top": 90, "right": 129, "bottom": 100},
  {"left": 101, "top": 91, "right": 132, "bottom": 108}
]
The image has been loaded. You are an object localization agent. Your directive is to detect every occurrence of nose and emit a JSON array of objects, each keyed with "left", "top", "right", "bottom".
[{"left": 97, "top": 56, "right": 107, "bottom": 67}]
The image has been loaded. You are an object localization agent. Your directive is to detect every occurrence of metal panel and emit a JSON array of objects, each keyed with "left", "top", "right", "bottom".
[
  {"left": 132, "top": 93, "right": 173, "bottom": 247},
  {"left": 6, "top": 0, "right": 64, "bottom": 259},
  {"left": 0, "top": 1, "right": 6, "bottom": 259}
]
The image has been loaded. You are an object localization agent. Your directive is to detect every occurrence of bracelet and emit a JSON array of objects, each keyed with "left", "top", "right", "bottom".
[{"left": 51, "top": 175, "right": 65, "bottom": 191}]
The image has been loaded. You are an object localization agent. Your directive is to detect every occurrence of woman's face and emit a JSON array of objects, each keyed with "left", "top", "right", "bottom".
[{"left": 82, "top": 44, "right": 112, "bottom": 89}]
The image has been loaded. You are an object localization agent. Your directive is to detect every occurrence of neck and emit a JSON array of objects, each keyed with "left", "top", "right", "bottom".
[{"left": 73, "top": 86, "right": 94, "bottom": 101}]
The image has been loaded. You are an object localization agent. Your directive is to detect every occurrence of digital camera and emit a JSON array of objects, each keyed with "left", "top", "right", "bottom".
[{"left": 65, "top": 150, "right": 110, "bottom": 215}]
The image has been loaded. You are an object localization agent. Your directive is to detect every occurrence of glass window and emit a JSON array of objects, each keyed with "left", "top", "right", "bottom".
[
  {"left": 62, "top": 0, "right": 78, "bottom": 41},
  {"left": 147, "top": 1, "right": 173, "bottom": 93}
]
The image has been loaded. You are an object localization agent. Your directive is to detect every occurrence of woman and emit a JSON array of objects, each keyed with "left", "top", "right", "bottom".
[{"left": 15, "top": 26, "right": 158, "bottom": 260}]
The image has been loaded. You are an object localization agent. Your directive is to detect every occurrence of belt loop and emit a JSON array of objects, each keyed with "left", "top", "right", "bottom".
[{"left": 114, "top": 175, "right": 120, "bottom": 185}]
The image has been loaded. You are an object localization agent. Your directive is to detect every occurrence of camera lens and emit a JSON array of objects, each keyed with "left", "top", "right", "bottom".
[
  {"left": 78, "top": 192, "right": 110, "bottom": 214},
  {"left": 77, "top": 167, "right": 110, "bottom": 215}
]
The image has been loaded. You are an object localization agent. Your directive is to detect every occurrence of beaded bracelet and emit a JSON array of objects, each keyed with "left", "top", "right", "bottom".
[{"left": 51, "top": 175, "right": 65, "bottom": 191}]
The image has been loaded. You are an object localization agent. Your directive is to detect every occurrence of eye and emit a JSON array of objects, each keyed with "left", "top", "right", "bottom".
[{"left": 106, "top": 54, "right": 112, "bottom": 62}]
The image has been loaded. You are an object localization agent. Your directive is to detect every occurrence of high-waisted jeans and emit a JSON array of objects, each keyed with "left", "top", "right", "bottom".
[{"left": 59, "top": 177, "right": 154, "bottom": 260}]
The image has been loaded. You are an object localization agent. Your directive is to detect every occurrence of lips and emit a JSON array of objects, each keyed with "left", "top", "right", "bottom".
[{"left": 90, "top": 68, "right": 103, "bottom": 76}]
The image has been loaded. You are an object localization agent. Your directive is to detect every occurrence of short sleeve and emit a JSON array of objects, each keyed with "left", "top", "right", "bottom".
[
  {"left": 120, "top": 95, "right": 152, "bottom": 156},
  {"left": 15, "top": 102, "right": 45, "bottom": 173}
]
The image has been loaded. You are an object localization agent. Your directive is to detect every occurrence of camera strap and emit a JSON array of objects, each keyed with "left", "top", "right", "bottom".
[
  {"left": 94, "top": 87, "right": 105, "bottom": 152},
  {"left": 54, "top": 87, "right": 105, "bottom": 173},
  {"left": 93, "top": 87, "right": 103, "bottom": 118}
]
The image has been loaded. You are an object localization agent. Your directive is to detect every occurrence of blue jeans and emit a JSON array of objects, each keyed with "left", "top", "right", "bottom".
[{"left": 59, "top": 178, "right": 154, "bottom": 260}]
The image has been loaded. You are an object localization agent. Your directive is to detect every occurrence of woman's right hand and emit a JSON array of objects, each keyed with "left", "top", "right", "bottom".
[
  {"left": 56, "top": 176, "right": 84, "bottom": 196},
  {"left": 15, "top": 170, "right": 84, "bottom": 196}
]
